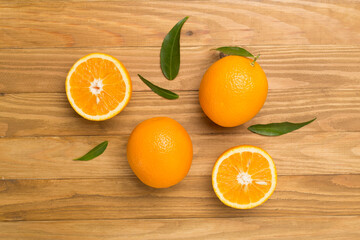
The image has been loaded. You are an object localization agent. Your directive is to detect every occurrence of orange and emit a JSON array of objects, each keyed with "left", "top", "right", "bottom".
[
  {"left": 127, "top": 117, "right": 193, "bottom": 188},
  {"left": 66, "top": 53, "right": 132, "bottom": 121},
  {"left": 212, "top": 145, "right": 277, "bottom": 209},
  {"left": 199, "top": 55, "right": 268, "bottom": 127}
]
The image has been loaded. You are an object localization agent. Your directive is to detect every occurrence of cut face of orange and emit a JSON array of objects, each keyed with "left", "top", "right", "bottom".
[
  {"left": 212, "top": 145, "right": 277, "bottom": 209},
  {"left": 66, "top": 53, "right": 132, "bottom": 121}
]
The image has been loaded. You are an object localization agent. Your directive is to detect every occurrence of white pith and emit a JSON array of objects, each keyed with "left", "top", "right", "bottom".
[
  {"left": 212, "top": 146, "right": 277, "bottom": 209},
  {"left": 66, "top": 53, "right": 131, "bottom": 121},
  {"left": 89, "top": 78, "right": 104, "bottom": 104},
  {"left": 237, "top": 172, "right": 252, "bottom": 185}
]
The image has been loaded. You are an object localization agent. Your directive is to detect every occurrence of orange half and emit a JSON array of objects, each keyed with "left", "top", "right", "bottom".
[
  {"left": 66, "top": 53, "right": 132, "bottom": 121},
  {"left": 212, "top": 145, "right": 277, "bottom": 209}
]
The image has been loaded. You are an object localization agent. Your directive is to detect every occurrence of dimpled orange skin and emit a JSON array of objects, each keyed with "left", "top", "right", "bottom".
[
  {"left": 199, "top": 55, "right": 268, "bottom": 127},
  {"left": 127, "top": 117, "right": 193, "bottom": 188}
]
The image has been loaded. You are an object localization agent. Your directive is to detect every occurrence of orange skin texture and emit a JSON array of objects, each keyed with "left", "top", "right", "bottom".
[
  {"left": 199, "top": 56, "right": 268, "bottom": 127},
  {"left": 127, "top": 117, "right": 193, "bottom": 188}
]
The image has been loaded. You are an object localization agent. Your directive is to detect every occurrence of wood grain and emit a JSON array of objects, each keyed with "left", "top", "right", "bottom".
[
  {"left": 0, "top": 89, "right": 359, "bottom": 138},
  {"left": 1, "top": 45, "right": 360, "bottom": 93},
  {"left": 1, "top": 0, "right": 359, "bottom": 238},
  {"left": 1, "top": 0, "right": 360, "bottom": 48},
  {"left": 0, "top": 216, "right": 359, "bottom": 240},
  {"left": 1, "top": 132, "right": 359, "bottom": 179},
  {"left": 0, "top": 174, "right": 359, "bottom": 221}
]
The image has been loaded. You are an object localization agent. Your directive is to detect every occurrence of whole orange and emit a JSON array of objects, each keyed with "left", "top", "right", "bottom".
[
  {"left": 127, "top": 117, "right": 193, "bottom": 188},
  {"left": 199, "top": 55, "right": 268, "bottom": 127}
]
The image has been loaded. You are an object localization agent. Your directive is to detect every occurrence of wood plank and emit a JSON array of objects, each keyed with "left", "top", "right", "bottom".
[
  {"left": 1, "top": 45, "right": 360, "bottom": 93},
  {"left": 1, "top": 1, "right": 358, "bottom": 238},
  {"left": 1, "top": 1, "right": 360, "bottom": 48},
  {"left": 0, "top": 216, "right": 359, "bottom": 240},
  {"left": 0, "top": 89, "right": 359, "bottom": 137},
  {"left": 0, "top": 174, "right": 359, "bottom": 221},
  {"left": 0, "top": 132, "right": 359, "bottom": 179}
]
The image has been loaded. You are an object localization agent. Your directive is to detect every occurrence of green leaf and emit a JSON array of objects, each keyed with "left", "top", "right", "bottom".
[
  {"left": 215, "top": 47, "right": 254, "bottom": 58},
  {"left": 138, "top": 74, "right": 179, "bottom": 100},
  {"left": 74, "top": 141, "right": 108, "bottom": 161},
  {"left": 248, "top": 118, "right": 316, "bottom": 136},
  {"left": 160, "top": 16, "right": 189, "bottom": 80}
]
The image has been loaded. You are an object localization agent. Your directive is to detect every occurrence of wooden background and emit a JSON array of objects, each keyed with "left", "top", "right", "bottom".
[{"left": 1, "top": 0, "right": 360, "bottom": 239}]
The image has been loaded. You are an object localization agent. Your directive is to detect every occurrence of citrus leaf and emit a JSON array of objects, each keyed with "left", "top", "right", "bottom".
[
  {"left": 160, "top": 16, "right": 189, "bottom": 80},
  {"left": 138, "top": 74, "right": 179, "bottom": 100},
  {"left": 74, "top": 141, "right": 108, "bottom": 161},
  {"left": 215, "top": 47, "right": 254, "bottom": 58},
  {"left": 248, "top": 118, "right": 316, "bottom": 136}
]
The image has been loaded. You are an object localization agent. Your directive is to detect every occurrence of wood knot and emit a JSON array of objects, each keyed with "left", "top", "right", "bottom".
[{"left": 186, "top": 30, "right": 193, "bottom": 36}]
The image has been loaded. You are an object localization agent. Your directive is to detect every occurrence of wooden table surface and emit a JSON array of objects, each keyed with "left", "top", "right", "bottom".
[{"left": 1, "top": 1, "right": 360, "bottom": 239}]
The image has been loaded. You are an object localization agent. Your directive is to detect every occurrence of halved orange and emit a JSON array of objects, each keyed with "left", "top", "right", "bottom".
[
  {"left": 212, "top": 145, "right": 277, "bottom": 209},
  {"left": 66, "top": 53, "right": 132, "bottom": 121}
]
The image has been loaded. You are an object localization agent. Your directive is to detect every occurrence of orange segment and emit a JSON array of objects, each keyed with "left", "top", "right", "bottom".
[
  {"left": 212, "top": 145, "right": 277, "bottom": 209},
  {"left": 66, "top": 53, "right": 132, "bottom": 121}
]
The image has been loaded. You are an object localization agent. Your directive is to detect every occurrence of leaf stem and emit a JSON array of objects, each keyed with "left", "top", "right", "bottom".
[{"left": 251, "top": 54, "right": 260, "bottom": 66}]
